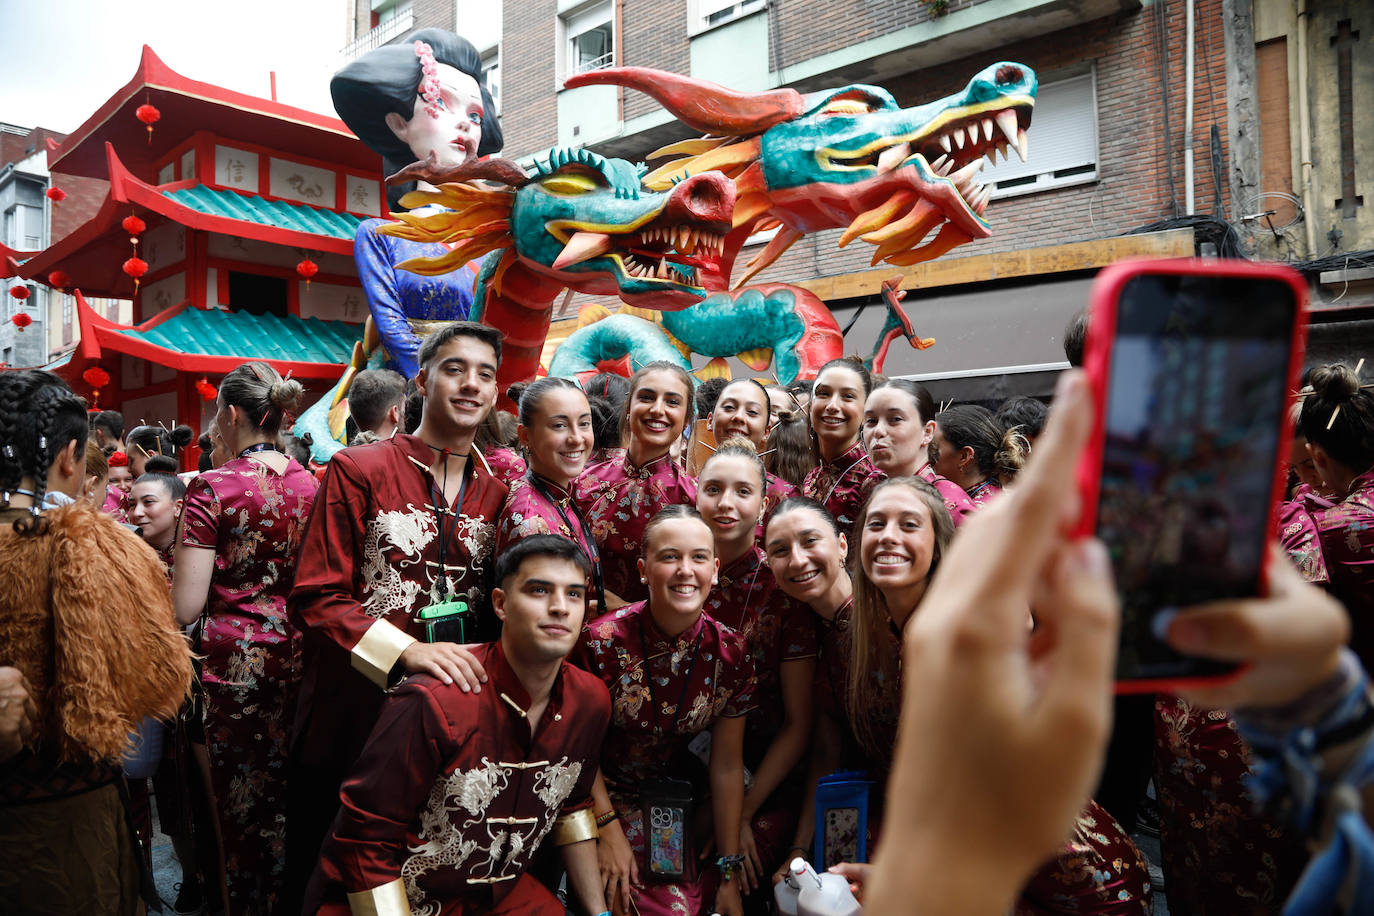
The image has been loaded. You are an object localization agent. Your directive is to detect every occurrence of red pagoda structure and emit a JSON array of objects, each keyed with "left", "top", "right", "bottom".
[{"left": 12, "top": 46, "right": 383, "bottom": 465}]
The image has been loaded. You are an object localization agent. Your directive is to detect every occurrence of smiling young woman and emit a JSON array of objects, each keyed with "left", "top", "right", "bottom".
[
  {"left": 863, "top": 379, "right": 974, "bottom": 526},
  {"left": 803, "top": 359, "right": 884, "bottom": 557},
  {"left": 696, "top": 442, "right": 817, "bottom": 904},
  {"left": 575, "top": 506, "right": 754, "bottom": 916},
  {"left": 574, "top": 362, "right": 699, "bottom": 607},
  {"left": 710, "top": 378, "right": 799, "bottom": 541}
]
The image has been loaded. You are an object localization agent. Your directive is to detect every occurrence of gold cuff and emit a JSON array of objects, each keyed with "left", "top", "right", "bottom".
[
  {"left": 550, "top": 807, "right": 599, "bottom": 845},
  {"left": 351, "top": 619, "right": 418, "bottom": 689},
  {"left": 346, "top": 877, "right": 411, "bottom": 916}
]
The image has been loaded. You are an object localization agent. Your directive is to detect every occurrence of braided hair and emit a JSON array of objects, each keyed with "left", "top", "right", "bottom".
[{"left": 0, "top": 370, "right": 89, "bottom": 534}]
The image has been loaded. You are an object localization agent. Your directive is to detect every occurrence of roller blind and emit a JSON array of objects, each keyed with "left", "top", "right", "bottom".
[{"left": 984, "top": 73, "right": 1097, "bottom": 189}]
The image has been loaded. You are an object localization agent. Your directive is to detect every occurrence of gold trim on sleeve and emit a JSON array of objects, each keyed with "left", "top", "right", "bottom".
[
  {"left": 346, "top": 877, "right": 412, "bottom": 916},
  {"left": 550, "top": 807, "right": 599, "bottom": 846},
  {"left": 351, "top": 619, "right": 418, "bottom": 689}
]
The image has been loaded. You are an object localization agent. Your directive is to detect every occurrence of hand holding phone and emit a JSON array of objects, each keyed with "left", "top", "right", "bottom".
[{"left": 1077, "top": 258, "right": 1308, "bottom": 691}]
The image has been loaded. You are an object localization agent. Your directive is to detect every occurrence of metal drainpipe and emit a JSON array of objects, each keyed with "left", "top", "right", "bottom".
[
  {"left": 1297, "top": 0, "right": 1317, "bottom": 254},
  {"left": 1184, "top": 0, "right": 1196, "bottom": 214}
]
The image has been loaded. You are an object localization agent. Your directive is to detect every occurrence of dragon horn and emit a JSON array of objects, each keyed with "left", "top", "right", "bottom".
[{"left": 564, "top": 67, "right": 804, "bottom": 136}]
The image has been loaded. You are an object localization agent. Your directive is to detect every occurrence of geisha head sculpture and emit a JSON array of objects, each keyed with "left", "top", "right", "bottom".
[{"left": 331, "top": 29, "right": 503, "bottom": 210}]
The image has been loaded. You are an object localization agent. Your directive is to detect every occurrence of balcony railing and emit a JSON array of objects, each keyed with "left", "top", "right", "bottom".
[{"left": 341, "top": 5, "right": 415, "bottom": 61}]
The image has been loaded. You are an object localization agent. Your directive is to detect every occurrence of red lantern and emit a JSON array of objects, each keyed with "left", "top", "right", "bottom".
[
  {"left": 82, "top": 366, "right": 111, "bottom": 390},
  {"left": 122, "top": 214, "right": 146, "bottom": 237},
  {"left": 8, "top": 285, "right": 30, "bottom": 301},
  {"left": 135, "top": 102, "right": 160, "bottom": 143},
  {"left": 11, "top": 313, "right": 32, "bottom": 331},
  {"left": 45, "top": 187, "right": 66, "bottom": 204},
  {"left": 296, "top": 258, "right": 319, "bottom": 288},
  {"left": 47, "top": 270, "right": 71, "bottom": 290},
  {"left": 195, "top": 377, "right": 218, "bottom": 401},
  {"left": 123, "top": 256, "right": 149, "bottom": 291}
]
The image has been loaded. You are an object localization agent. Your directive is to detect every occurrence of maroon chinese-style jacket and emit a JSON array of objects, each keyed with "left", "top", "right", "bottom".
[
  {"left": 1314, "top": 470, "right": 1374, "bottom": 665},
  {"left": 495, "top": 474, "right": 597, "bottom": 565},
  {"left": 572, "top": 452, "right": 697, "bottom": 604},
  {"left": 802, "top": 440, "right": 883, "bottom": 549},
  {"left": 702, "top": 546, "right": 817, "bottom": 762},
  {"left": 309, "top": 643, "right": 609, "bottom": 915},
  {"left": 915, "top": 462, "right": 976, "bottom": 527},
  {"left": 289, "top": 434, "right": 507, "bottom": 766},
  {"left": 757, "top": 471, "right": 800, "bottom": 542}
]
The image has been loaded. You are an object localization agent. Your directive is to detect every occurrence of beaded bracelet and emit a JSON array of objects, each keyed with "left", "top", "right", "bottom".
[{"left": 716, "top": 854, "right": 746, "bottom": 882}]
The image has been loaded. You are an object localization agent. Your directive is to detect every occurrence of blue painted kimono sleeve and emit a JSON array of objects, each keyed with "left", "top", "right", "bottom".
[{"left": 354, "top": 219, "right": 423, "bottom": 379}]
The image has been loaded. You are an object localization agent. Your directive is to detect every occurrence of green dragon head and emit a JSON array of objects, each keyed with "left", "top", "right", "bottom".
[
  {"left": 566, "top": 62, "right": 1037, "bottom": 283},
  {"left": 379, "top": 148, "right": 734, "bottom": 310}
]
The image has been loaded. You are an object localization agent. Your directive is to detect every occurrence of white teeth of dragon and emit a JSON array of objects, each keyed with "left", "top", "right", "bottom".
[
  {"left": 1016, "top": 128, "right": 1029, "bottom": 162},
  {"left": 930, "top": 153, "right": 949, "bottom": 173},
  {"left": 953, "top": 126, "right": 965, "bottom": 150},
  {"left": 950, "top": 158, "right": 984, "bottom": 193},
  {"left": 877, "top": 142, "right": 911, "bottom": 173},
  {"left": 939, "top": 133, "right": 952, "bottom": 153},
  {"left": 996, "top": 110, "right": 1019, "bottom": 148},
  {"left": 982, "top": 118, "right": 994, "bottom": 142},
  {"left": 553, "top": 231, "right": 613, "bottom": 269}
]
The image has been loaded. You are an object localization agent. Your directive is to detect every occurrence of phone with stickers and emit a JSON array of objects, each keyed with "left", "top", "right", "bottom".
[{"left": 1076, "top": 258, "right": 1308, "bottom": 692}]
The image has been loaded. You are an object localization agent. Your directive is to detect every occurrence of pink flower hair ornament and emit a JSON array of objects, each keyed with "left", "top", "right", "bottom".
[{"left": 414, "top": 40, "right": 443, "bottom": 120}]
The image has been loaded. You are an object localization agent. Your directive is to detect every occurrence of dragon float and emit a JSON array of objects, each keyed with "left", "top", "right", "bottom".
[{"left": 296, "top": 62, "right": 1036, "bottom": 457}]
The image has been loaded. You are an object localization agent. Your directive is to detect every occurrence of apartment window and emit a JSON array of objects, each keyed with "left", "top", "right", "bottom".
[
  {"left": 62, "top": 293, "right": 72, "bottom": 346},
  {"left": 690, "top": 0, "right": 766, "bottom": 34},
  {"left": 481, "top": 48, "right": 502, "bottom": 117},
  {"left": 985, "top": 72, "right": 1098, "bottom": 200},
  {"left": 562, "top": 2, "right": 614, "bottom": 78}
]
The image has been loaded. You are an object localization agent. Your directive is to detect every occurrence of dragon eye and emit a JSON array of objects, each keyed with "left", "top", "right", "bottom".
[{"left": 542, "top": 174, "right": 600, "bottom": 196}]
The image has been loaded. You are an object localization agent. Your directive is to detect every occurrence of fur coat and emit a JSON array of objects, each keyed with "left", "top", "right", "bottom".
[{"left": 0, "top": 501, "right": 193, "bottom": 762}]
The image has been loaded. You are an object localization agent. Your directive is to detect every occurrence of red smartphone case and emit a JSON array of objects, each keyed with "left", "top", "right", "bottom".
[{"left": 1075, "top": 257, "right": 1309, "bottom": 694}]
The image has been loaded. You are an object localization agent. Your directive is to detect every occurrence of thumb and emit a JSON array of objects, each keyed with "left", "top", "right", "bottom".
[{"left": 1029, "top": 538, "right": 1118, "bottom": 741}]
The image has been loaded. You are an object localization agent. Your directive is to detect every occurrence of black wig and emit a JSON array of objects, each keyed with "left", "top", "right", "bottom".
[{"left": 331, "top": 28, "right": 503, "bottom": 210}]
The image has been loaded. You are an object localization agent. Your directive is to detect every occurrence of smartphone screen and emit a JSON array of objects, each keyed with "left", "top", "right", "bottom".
[{"left": 1096, "top": 271, "right": 1298, "bottom": 683}]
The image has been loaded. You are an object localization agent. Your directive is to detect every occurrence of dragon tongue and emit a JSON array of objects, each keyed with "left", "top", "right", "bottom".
[{"left": 553, "top": 231, "right": 614, "bottom": 269}]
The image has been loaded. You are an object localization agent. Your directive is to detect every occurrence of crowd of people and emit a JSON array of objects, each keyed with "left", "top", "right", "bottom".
[{"left": 1, "top": 315, "right": 1373, "bottom": 916}]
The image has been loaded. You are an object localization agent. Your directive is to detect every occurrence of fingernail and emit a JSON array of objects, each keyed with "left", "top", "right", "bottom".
[
  {"left": 1054, "top": 370, "right": 1083, "bottom": 406},
  {"left": 1151, "top": 608, "right": 1177, "bottom": 642},
  {"left": 1076, "top": 539, "right": 1111, "bottom": 577}
]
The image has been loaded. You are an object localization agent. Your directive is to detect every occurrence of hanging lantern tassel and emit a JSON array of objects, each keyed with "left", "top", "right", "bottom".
[
  {"left": 296, "top": 257, "right": 319, "bottom": 289},
  {"left": 123, "top": 256, "right": 148, "bottom": 292},
  {"left": 121, "top": 214, "right": 146, "bottom": 253},
  {"left": 136, "top": 101, "right": 161, "bottom": 144},
  {"left": 195, "top": 376, "right": 218, "bottom": 401}
]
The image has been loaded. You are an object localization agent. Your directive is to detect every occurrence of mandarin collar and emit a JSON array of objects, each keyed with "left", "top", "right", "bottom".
[
  {"left": 822, "top": 439, "right": 868, "bottom": 470},
  {"left": 623, "top": 450, "right": 673, "bottom": 479},
  {"left": 719, "top": 545, "right": 763, "bottom": 587},
  {"left": 527, "top": 471, "right": 573, "bottom": 502},
  {"left": 393, "top": 434, "right": 488, "bottom": 481},
  {"left": 1349, "top": 469, "right": 1374, "bottom": 495},
  {"left": 638, "top": 601, "right": 705, "bottom": 653},
  {"left": 488, "top": 640, "right": 569, "bottom": 726}
]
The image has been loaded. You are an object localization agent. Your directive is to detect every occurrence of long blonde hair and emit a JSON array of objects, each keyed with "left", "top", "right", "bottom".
[{"left": 845, "top": 476, "right": 954, "bottom": 760}]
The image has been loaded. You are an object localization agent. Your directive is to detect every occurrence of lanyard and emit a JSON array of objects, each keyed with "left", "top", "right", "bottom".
[
  {"left": 428, "top": 450, "right": 471, "bottom": 602},
  {"left": 238, "top": 442, "right": 275, "bottom": 459},
  {"left": 638, "top": 611, "right": 704, "bottom": 738},
  {"left": 528, "top": 472, "right": 605, "bottom": 613},
  {"left": 817, "top": 445, "right": 869, "bottom": 509}
]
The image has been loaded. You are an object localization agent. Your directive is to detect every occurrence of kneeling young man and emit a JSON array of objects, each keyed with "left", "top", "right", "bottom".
[{"left": 307, "top": 535, "right": 612, "bottom": 916}]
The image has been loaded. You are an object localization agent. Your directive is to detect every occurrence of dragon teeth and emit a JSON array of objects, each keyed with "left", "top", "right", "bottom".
[
  {"left": 939, "top": 133, "right": 952, "bottom": 154},
  {"left": 982, "top": 118, "right": 994, "bottom": 142},
  {"left": 877, "top": 142, "right": 911, "bottom": 173},
  {"left": 1016, "top": 128, "right": 1029, "bottom": 162},
  {"left": 953, "top": 127, "right": 965, "bottom": 150},
  {"left": 996, "top": 110, "right": 1019, "bottom": 147}
]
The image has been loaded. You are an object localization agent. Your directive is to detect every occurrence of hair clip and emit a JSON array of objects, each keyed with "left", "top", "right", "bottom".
[
  {"left": 37, "top": 436, "right": 46, "bottom": 450},
  {"left": 2, "top": 445, "right": 12, "bottom": 459}
]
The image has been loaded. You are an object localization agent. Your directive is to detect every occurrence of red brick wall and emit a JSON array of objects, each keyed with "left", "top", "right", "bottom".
[
  {"left": 48, "top": 173, "right": 109, "bottom": 245},
  {"left": 502, "top": 0, "right": 560, "bottom": 157},
  {"left": 621, "top": 0, "right": 690, "bottom": 121},
  {"left": 771, "top": 0, "right": 991, "bottom": 70}
]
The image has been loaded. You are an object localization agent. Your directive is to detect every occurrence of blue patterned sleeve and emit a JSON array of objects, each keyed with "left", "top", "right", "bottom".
[{"left": 354, "top": 219, "right": 423, "bottom": 379}]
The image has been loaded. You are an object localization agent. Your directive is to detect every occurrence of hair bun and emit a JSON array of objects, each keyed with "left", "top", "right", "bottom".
[
  {"left": 168, "top": 424, "right": 194, "bottom": 448},
  {"left": 269, "top": 379, "right": 306, "bottom": 414},
  {"left": 1309, "top": 364, "right": 1362, "bottom": 401}
]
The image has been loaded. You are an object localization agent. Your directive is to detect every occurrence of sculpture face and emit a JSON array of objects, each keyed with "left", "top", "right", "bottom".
[{"left": 385, "top": 64, "right": 485, "bottom": 171}]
